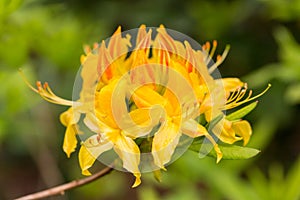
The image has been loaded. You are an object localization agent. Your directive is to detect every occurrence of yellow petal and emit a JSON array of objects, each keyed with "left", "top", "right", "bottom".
[
  {"left": 59, "top": 108, "right": 81, "bottom": 158},
  {"left": 80, "top": 53, "right": 98, "bottom": 91},
  {"left": 79, "top": 145, "right": 94, "bottom": 176},
  {"left": 123, "top": 105, "right": 164, "bottom": 138},
  {"left": 193, "top": 50, "right": 214, "bottom": 81},
  {"left": 80, "top": 54, "right": 87, "bottom": 64},
  {"left": 212, "top": 119, "right": 242, "bottom": 144},
  {"left": 129, "top": 106, "right": 160, "bottom": 126},
  {"left": 189, "top": 72, "right": 208, "bottom": 101},
  {"left": 60, "top": 110, "right": 70, "bottom": 127},
  {"left": 163, "top": 88, "right": 181, "bottom": 116},
  {"left": 97, "top": 41, "right": 116, "bottom": 83},
  {"left": 132, "top": 85, "right": 167, "bottom": 108},
  {"left": 153, "top": 169, "right": 162, "bottom": 182},
  {"left": 205, "top": 134, "right": 223, "bottom": 163},
  {"left": 113, "top": 132, "right": 141, "bottom": 176},
  {"left": 79, "top": 135, "right": 113, "bottom": 176},
  {"left": 108, "top": 26, "right": 132, "bottom": 60},
  {"left": 182, "top": 119, "right": 207, "bottom": 138},
  {"left": 95, "top": 79, "right": 120, "bottom": 128},
  {"left": 232, "top": 120, "right": 252, "bottom": 146},
  {"left": 152, "top": 119, "right": 181, "bottom": 169},
  {"left": 60, "top": 108, "right": 79, "bottom": 127},
  {"left": 155, "top": 25, "right": 177, "bottom": 53},
  {"left": 218, "top": 78, "right": 244, "bottom": 92},
  {"left": 63, "top": 124, "right": 78, "bottom": 158},
  {"left": 84, "top": 112, "right": 120, "bottom": 136},
  {"left": 132, "top": 173, "right": 141, "bottom": 188},
  {"left": 181, "top": 119, "right": 223, "bottom": 163},
  {"left": 136, "top": 24, "right": 147, "bottom": 46},
  {"left": 169, "top": 60, "right": 191, "bottom": 84},
  {"left": 132, "top": 30, "right": 152, "bottom": 68}
]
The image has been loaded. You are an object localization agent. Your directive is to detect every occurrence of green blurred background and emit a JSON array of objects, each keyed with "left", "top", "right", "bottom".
[{"left": 1, "top": 0, "right": 300, "bottom": 199}]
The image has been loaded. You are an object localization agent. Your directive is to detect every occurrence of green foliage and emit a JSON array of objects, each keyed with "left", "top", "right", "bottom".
[
  {"left": 246, "top": 26, "right": 300, "bottom": 104},
  {"left": 0, "top": 0, "right": 23, "bottom": 21},
  {"left": 247, "top": 156, "right": 300, "bottom": 200},
  {"left": 0, "top": 67, "right": 36, "bottom": 139},
  {"left": 226, "top": 101, "right": 258, "bottom": 121},
  {"left": 189, "top": 138, "right": 260, "bottom": 160},
  {"left": 259, "top": 0, "right": 300, "bottom": 21}
]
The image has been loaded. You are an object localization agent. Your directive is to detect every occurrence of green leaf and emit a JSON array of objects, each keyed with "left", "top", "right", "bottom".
[
  {"left": 226, "top": 101, "right": 258, "bottom": 121},
  {"left": 206, "top": 114, "right": 224, "bottom": 131},
  {"left": 189, "top": 139, "right": 260, "bottom": 160},
  {"left": 285, "top": 156, "right": 300, "bottom": 200},
  {"left": 285, "top": 83, "right": 300, "bottom": 104}
]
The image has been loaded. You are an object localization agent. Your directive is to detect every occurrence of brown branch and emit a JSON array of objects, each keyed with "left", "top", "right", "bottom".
[{"left": 15, "top": 166, "right": 114, "bottom": 200}]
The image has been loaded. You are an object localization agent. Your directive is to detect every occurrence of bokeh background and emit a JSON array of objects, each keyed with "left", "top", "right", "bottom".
[{"left": 1, "top": 0, "right": 300, "bottom": 199}]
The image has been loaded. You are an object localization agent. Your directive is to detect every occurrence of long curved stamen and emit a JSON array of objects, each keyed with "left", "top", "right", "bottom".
[
  {"left": 227, "top": 87, "right": 243, "bottom": 103},
  {"left": 202, "top": 42, "right": 211, "bottom": 65},
  {"left": 224, "top": 84, "right": 271, "bottom": 110},
  {"left": 209, "top": 40, "right": 217, "bottom": 61},
  {"left": 208, "top": 45, "right": 230, "bottom": 74},
  {"left": 19, "top": 69, "right": 73, "bottom": 106},
  {"left": 37, "top": 81, "right": 74, "bottom": 106}
]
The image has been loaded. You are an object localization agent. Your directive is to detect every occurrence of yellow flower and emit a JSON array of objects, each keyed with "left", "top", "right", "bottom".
[
  {"left": 79, "top": 78, "right": 163, "bottom": 187},
  {"left": 23, "top": 24, "right": 270, "bottom": 187}
]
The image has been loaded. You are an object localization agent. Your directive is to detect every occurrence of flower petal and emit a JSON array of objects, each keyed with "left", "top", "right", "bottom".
[
  {"left": 60, "top": 107, "right": 81, "bottom": 158},
  {"left": 60, "top": 108, "right": 80, "bottom": 127},
  {"left": 163, "top": 88, "right": 181, "bottom": 116},
  {"left": 132, "top": 85, "right": 168, "bottom": 108},
  {"left": 80, "top": 53, "right": 98, "bottom": 94},
  {"left": 113, "top": 132, "right": 141, "bottom": 181},
  {"left": 63, "top": 124, "right": 78, "bottom": 158},
  {"left": 132, "top": 173, "right": 142, "bottom": 188},
  {"left": 218, "top": 78, "right": 244, "bottom": 92},
  {"left": 84, "top": 112, "right": 116, "bottom": 134},
  {"left": 182, "top": 119, "right": 207, "bottom": 138},
  {"left": 182, "top": 119, "right": 223, "bottom": 163},
  {"left": 113, "top": 133, "right": 142, "bottom": 187},
  {"left": 95, "top": 79, "right": 120, "bottom": 128},
  {"left": 212, "top": 119, "right": 242, "bottom": 144},
  {"left": 152, "top": 119, "right": 181, "bottom": 169},
  {"left": 123, "top": 105, "right": 164, "bottom": 138},
  {"left": 232, "top": 120, "right": 252, "bottom": 146},
  {"left": 79, "top": 135, "right": 113, "bottom": 176},
  {"left": 108, "top": 26, "right": 132, "bottom": 60},
  {"left": 153, "top": 169, "right": 162, "bottom": 182}
]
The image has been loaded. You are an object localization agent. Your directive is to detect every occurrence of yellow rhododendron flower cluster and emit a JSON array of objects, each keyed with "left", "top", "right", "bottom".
[{"left": 24, "top": 25, "right": 270, "bottom": 187}]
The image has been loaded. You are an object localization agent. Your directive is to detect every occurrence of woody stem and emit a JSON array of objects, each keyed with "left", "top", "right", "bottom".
[{"left": 14, "top": 166, "right": 114, "bottom": 200}]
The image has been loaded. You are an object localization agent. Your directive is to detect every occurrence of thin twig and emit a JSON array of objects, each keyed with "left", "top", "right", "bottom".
[{"left": 15, "top": 166, "right": 114, "bottom": 200}]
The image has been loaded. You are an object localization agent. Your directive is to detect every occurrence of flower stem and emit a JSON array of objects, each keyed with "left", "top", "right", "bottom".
[{"left": 14, "top": 166, "right": 114, "bottom": 200}]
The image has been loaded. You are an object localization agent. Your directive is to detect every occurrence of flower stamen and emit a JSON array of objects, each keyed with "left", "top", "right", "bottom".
[
  {"left": 19, "top": 69, "right": 73, "bottom": 106},
  {"left": 208, "top": 45, "right": 230, "bottom": 74},
  {"left": 224, "top": 84, "right": 271, "bottom": 110}
]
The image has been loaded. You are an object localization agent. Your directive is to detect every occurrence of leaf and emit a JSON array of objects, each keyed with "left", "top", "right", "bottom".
[
  {"left": 206, "top": 114, "right": 223, "bottom": 131},
  {"left": 247, "top": 167, "right": 269, "bottom": 200},
  {"left": 226, "top": 101, "right": 258, "bottom": 121},
  {"left": 189, "top": 139, "right": 260, "bottom": 160},
  {"left": 285, "top": 83, "right": 300, "bottom": 104},
  {"left": 285, "top": 156, "right": 300, "bottom": 200}
]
